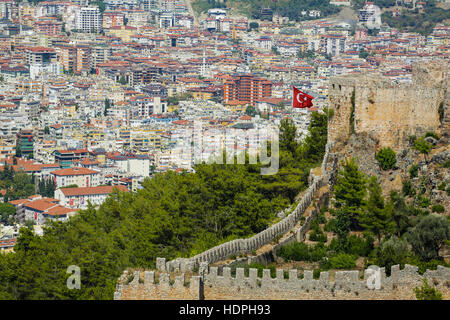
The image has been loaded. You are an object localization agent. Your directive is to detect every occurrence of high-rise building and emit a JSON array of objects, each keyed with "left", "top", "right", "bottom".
[
  {"left": 16, "top": 129, "right": 34, "bottom": 157},
  {"left": 223, "top": 74, "right": 272, "bottom": 106},
  {"left": 56, "top": 45, "right": 92, "bottom": 74},
  {"left": 26, "top": 46, "right": 62, "bottom": 80},
  {"left": 25, "top": 47, "right": 57, "bottom": 65},
  {"left": 75, "top": 7, "right": 102, "bottom": 33}
]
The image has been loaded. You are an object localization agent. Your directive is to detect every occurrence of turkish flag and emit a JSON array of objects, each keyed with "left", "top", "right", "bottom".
[{"left": 292, "top": 86, "right": 314, "bottom": 108}]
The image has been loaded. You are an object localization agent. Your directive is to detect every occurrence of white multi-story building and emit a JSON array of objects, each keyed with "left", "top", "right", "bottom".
[
  {"left": 55, "top": 185, "right": 128, "bottom": 209},
  {"left": 50, "top": 167, "right": 101, "bottom": 188},
  {"left": 322, "top": 35, "right": 347, "bottom": 56},
  {"left": 159, "top": 11, "right": 176, "bottom": 28},
  {"left": 75, "top": 7, "right": 102, "bottom": 33}
]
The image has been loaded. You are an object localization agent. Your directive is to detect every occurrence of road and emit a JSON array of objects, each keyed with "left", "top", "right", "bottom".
[{"left": 184, "top": 0, "right": 199, "bottom": 27}]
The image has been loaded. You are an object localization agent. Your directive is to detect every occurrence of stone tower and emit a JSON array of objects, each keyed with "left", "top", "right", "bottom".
[{"left": 327, "top": 60, "right": 449, "bottom": 151}]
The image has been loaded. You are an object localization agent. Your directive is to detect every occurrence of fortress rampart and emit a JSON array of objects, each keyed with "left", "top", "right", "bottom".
[
  {"left": 115, "top": 262, "right": 450, "bottom": 300},
  {"left": 328, "top": 61, "right": 449, "bottom": 150}
]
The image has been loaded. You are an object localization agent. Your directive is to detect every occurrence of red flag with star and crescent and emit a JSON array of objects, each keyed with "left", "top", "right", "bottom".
[{"left": 292, "top": 86, "right": 314, "bottom": 108}]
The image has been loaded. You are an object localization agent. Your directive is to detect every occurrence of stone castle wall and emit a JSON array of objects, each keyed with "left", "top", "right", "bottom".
[
  {"left": 115, "top": 262, "right": 450, "bottom": 300},
  {"left": 328, "top": 61, "right": 449, "bottom": 151},
  {"left": 115, "top": 269, "right": 202, "bottom": 300},
  {"left": 156, "top": 143, "right": 337, "bottom": 273}
]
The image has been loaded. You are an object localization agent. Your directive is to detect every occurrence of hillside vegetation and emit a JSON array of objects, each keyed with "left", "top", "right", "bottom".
[
  {"left": 275, "top": 133, "right": 450, "bottom": 279},
  {"left": 381, "top": 3, "right": 449, "bottom": 36},
  {"left": 192, "top": 0, "right": 340, "bottom": 20}
]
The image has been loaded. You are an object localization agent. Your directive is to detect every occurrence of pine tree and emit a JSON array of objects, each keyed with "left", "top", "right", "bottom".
[
  {"left": 301, "top": 110, "right": 328, "bottom": 164},
  {"left": 334, "top": 206, "right": 351, "bottom": 250},
  {"left": 333, "top": 158, "right": 367, "bottom": 229},
  {"left": 279, "top": 118, "right": 298, "bottom": 155},
  {"left": 386, "top": 191, "right": 411, "bottom": 237},
  {"left": 359, "top": 176, "right": 395, "bottom": 242}
]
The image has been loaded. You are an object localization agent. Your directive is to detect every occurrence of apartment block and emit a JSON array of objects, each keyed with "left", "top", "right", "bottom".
[{"left": 223, "top": 74, "right": 272, "bottom": 106}]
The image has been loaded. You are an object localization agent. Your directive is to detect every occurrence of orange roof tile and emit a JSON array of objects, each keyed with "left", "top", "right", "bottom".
[{"left": 60, "top": 185, "right": 128, "bottom": 196}]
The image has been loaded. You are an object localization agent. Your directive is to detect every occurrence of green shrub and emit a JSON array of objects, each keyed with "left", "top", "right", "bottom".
[
  {"left": 327, "top": 253, "right": 357, "bottom": 269},
  {"left": 414, "top": 279, "right": 442, "bottom": 300},
  {"left": 376, "top": 147, "right": 397, "bottom": 170},
  {"left": 419, "top": 177, "right": 428, "bottom": 194},
  {"left": 413, "top": 137, "right": 432, "bottom": 161},
  {"left": 316, "top": 213, "right": 327, "bottom": 224},
  {"left": 424, "top": 132, "right": 439, "bottom": 140},
  {"left": 402, "top": 179, "right": 416, "bottom": 197},
  {"left": 374, "top": 236, "right": 409, "bottom": 275},
  {"left": 431, "top": 204, "right": 445, "bottom": 213},
  {"left": 324, "top": 218, "right": 337, "bottom": 232},
  {"left": 417, "top": 196, "right": 430, "bottom": 208},
  {"left": 277, "top": 242, "right": 310, "bottom": 261},
  {"left": 437, "top": 182, "right": 446, "bottom": 191},
  {"left": 310, "top": 218, "right": 320, "bottom": 231},
  {"left": 443, "top": 160, "right": 450, "bottom": 169},
  {"left": 309, "top": 243, "right": 327, "bottom": 262},
  {"left": 313, "top": 269, "right": 322, "bottom": 279},
  {"left": 409, "top": 164, "right": 419, "bottom": 178},
  {"left": 346, "top": 235, "right": 374, "bottom": 257},
  {"left": 309, "top": 229, "right": 327, "bottom": 243}
]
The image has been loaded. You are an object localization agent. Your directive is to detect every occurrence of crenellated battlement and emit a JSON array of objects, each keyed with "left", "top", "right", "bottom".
[
  {"left": 114, "top": 269, "right": 203, "bottom": 300},
  {"left": 115, "top": 261, "right": 450, "bottom": 300}
]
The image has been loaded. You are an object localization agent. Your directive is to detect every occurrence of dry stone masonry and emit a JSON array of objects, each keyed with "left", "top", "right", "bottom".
[
  {"left": 115, "top": 262, "right": 450, "bottom": 300},
  {"left": 328, "top": 61, "right": 449, "bottom": 151}
]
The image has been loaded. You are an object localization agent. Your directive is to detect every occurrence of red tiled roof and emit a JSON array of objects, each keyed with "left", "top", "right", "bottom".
[
  {"left": 45, "top": 206, "right": 76, "bottom": 216},
  {"left": 51, "top": 167, "right": 99, "bottom": 176},
  {"left": 59, "top": 185, "right": 128, "bottom": 196},
  {"left": 23, "top": 199, "right": 58, "bottom": 212}
]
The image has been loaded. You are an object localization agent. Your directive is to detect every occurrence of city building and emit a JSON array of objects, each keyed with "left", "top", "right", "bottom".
[
  {"left": 223, "top": 74, "right": 272, "bottom": 106},
  {"left": 50, "top": 167, "right": 101, "bottom": 188},
  {"left": 75, "top": 6, "right": 102, "bottom": 33},
  {"left": 55, "top": 185, "right": 128, "bottom": 209}
]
